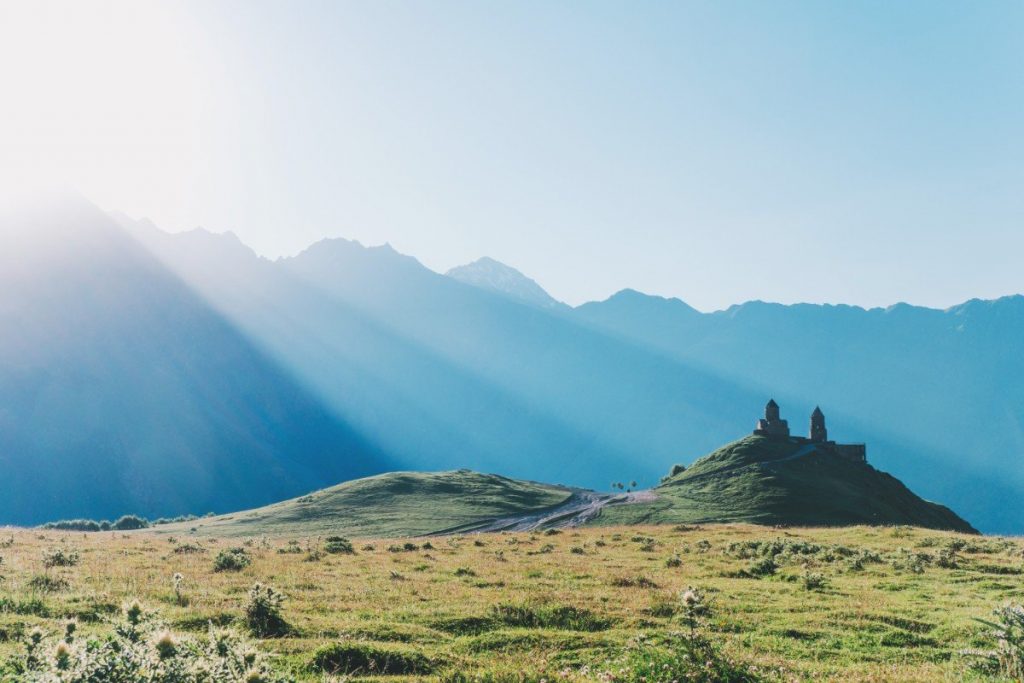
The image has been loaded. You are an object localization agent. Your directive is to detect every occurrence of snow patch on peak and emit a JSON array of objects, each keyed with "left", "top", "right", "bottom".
[{"left": 446, "top": 257, "right": 566, "bottom": 311}]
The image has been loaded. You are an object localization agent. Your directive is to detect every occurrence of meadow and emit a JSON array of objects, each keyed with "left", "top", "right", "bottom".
[{"left": 0, "top": 523, "right": 1022, "bottom": 681}]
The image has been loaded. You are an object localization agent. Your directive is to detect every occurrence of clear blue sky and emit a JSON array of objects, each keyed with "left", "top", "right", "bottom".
[{"left": 1, "top": 0, "right": 1022, "bottom": 310}]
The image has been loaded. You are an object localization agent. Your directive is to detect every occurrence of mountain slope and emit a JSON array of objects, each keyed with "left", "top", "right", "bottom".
[
  {"left": 446, "top": 257, "right": 567, "bottom": 311},
  {"left": 593, "top": 436, "right": 976, "bottom": 533},
  {"left": 156, "top": 470, "right": 574, "bottom": 537},
  {"left": 575, "top": 291, "right": 1024, "bottom": 533},
  {"left": 0, "top": 196, "right": 392, "bottom": 525},
  {"left": 124, "top": 226, "right": 766, "bottom": 493}
]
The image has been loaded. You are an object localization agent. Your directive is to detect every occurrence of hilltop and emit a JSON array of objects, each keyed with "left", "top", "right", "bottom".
[
  {"left": 153, "top": 431, "right": 974, "bottom": 538},
  {"left": 156, "top": 470, "right": 576, "bottom": 538},
  {"left": 593, "top": 435, "right": 976, "bottom": 533}
]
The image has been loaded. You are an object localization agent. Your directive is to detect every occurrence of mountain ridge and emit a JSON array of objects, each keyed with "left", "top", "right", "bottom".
[
  {"left": 446, "top": 256, "right": 568, "bottom": 311},
  {"left": 4, "top": 199, "right": 1023, "bottom": 532}
]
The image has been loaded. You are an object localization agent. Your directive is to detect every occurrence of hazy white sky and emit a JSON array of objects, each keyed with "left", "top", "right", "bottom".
[{"left": 1, "top": 0, "right": 1022, "bottom": 310}]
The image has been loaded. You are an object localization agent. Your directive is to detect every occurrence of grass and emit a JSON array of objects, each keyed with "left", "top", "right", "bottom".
[
  {"left": 152, "top": 470, "right": 573, "bottom": 538},
  {"left": 595, "top": 436, "right": 976, "bottom": 532},
  {"left": 0, "top": 523, "right": 1021, "bottom": 680}
]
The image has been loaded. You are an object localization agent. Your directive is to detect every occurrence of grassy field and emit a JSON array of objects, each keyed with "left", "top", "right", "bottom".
[{"left": 1, "top": 523, "right": 1021, "bottom": 681}]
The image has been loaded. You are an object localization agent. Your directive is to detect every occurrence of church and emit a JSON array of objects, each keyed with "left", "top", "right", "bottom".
[{"left": 754, "top": 399, "right": 867, "bottom": 463}]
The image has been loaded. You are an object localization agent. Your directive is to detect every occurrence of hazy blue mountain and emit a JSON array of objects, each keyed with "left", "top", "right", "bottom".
[
  {"left": 446, "top": 257, "right": 568, "bottom": 311},
  {"left": 576, "top": 292, "right": 1024, "bottom": 533},
  {"left": 127, "top": 226, "right": 765, "bottom": 497},
  {"left": 0, "top": 197, "right": 392, "bottom": 525},
  {"left": 3, "top": 198, "right": 1019, "bottom": 533}
]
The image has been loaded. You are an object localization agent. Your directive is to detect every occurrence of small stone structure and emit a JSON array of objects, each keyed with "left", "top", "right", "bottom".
[{"left": 753, "top": 399, "right": 866, "bottom": 463}]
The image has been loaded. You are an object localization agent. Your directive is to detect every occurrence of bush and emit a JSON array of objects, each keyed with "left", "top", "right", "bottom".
[
  {"left": 42, "top": 548, "right": 79, "bottom": 568},
  {"left": 661, "top": 463, "right": 687, "bottom": 482},
  {"left": 112, "top": 515, "right": 150, "bottom": 531},
  {"left": 743, "top": 557, "right": 777, "bottom": 578},
  {"left": 801, "top": 569, "right": 828, "bottom": 591},
  {"left": 310, "top": 641, "right": 435, "bottom": 675},
  {"left": 323, "top": 536, "right": 354, "bottom": 554},
  {"left": 245, "top": 582, "right": 289, "bottom": 637},
  {"left": 603, "top": 632, "right": 759, "bottom": 682},
  {"left": 490, "top": 602, "right": 611, "bottom": 631},
  {"left": 212, "top": 547, "right": 251, "bottom": 572},
  {"left": 968, "top": 602, "right": 1024, "bottom": 678},
  {"left": 40, "top": 519, "right": 102, "bottom": 532},
  {"left": 16, "top": 601, "right": 292, "bottom": 682},
  {"left": 27, "top": 575, "right": 69, "bottom": 593},
  {"left": 173, "top": 543, "right": 206, "bottom": 555}
]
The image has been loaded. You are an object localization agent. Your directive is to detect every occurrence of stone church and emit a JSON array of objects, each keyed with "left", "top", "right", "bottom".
[{"left": 754, "top": 399, "right": 866, "bottom": 463}]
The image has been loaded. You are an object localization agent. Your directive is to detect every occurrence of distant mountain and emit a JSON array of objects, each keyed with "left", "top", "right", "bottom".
[
  {"left": 3, "top": 197, "right": 1023, "bottom": 533},
  {"left": 446, "top": 257, "right": 567, "bottom": 311},
  {"left": 595, "top": 435, "right": 975, "bottom": 533},
  {"left": 0, "top": 197, "right": 392, "bottom": 525},
  {"left": 574, "top": 291, "right": 1024, "bottom": 533}
]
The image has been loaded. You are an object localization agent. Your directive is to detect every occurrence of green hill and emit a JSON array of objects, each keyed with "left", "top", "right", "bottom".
[
  {"left": 155, "top": 470, "right": 573, "bottom": 538},
  {"left": 151, "top": 438, "right": 974, "bottom": 538},
  {"left": 594, "top": 436, "right": 977, "bottom": 533}
]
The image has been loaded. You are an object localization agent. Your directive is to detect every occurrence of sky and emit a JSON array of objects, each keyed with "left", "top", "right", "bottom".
[{"left": 0, "top": 0, "right": 1022, "bottom": 311}]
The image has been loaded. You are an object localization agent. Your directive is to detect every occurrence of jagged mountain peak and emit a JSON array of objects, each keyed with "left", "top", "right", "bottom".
[{"left": 446, "top": 257, "right": 566, "bottom": 310}]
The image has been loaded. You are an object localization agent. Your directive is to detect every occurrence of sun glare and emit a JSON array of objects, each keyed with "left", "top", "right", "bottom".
[{"left": 0, "top": 1, "right": 207, "bottom": 205}]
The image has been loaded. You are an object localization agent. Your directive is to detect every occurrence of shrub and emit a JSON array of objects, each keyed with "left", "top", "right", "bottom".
[
  {"left": 16, "top": 602, "right": 291, "bottom": 682},
  {"left": 611, "top": 576, "right": 659, "bottom": 589},
  {"left": 245, "top": 582, "right": 289, "bottom": 637},
  {"left": 212, "top": 547, "right": 251, "bottom": 572},
  {"left": 112, "top": 515, "right": 150, "bottom": 531},
  {"left": 172, "top": 573, "right": 186, "bottom": 606},
  {"left": 743, "top": 557, "right": 777, "bottom": 578},
  {"left": 41, "top": 548, "right": 79, "bottom": 568},
  {"left": 490, "top": 602, "right": 611, "bottom": 631},
  {"left": 453, "top": 567, "right": 477, "bottom": 577},
  {"left": 801, "top": 569, "right": 828, "bottom": 591},
  {"left": 666, "top": 554, "right": 683, "bottom": 568},
  {"left": 28, "top": 575, "right": 69, "bottom": 593},
  {"left": 310, "top": 641, "right": 434, "bottom": 675},
  {"left": 937, "top": 547, "right": 959, "bottom": 569},
  {"left": 323, "top": 536, "right": 354, "bottom": 554},
  {"left": 661, "top": 463, "right": 687, "bottom": 482},
  {"left": 40, "top": 519, "right": 102, "bottom": 532},
  {"left": 173, "top": 543, "right": 206, "bottom": 555},
  {"left": 602, "top": 631, "right": 758, "bottom": 683},
  {"left": 679, "top": 586, "right": 712, "bottom": 633},
  {"left": 968, "top": 603, "right": 1024, "bottom": 678}
]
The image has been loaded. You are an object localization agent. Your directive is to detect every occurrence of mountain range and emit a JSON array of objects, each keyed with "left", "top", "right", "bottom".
[{"left": 0, "top": 195, "right": 1020, "bottom": 532}]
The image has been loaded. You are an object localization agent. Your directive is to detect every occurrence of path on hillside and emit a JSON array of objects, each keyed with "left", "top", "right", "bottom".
[{"left": 435, "top": 489, "right": 657, "bottom": 534}]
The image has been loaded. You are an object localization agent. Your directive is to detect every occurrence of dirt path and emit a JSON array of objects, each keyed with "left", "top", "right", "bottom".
[{"left": 435, "top": 489, "right": 657, "bottom": 535}]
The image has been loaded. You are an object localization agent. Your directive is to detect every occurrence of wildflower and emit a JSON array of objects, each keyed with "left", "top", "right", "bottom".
[
  {"left": 54, "top": 641, "right": 71, "bottom": 670},
  {"left": 125, "top": 599, "right": 144, "bottom": 625},
  {"left": 153, "top": 629, "right": 177, "bottom": 659}
]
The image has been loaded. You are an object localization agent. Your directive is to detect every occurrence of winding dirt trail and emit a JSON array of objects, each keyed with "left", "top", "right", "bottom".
[{"left": 433, "top": 489, "right": 657, "bottom": 535}]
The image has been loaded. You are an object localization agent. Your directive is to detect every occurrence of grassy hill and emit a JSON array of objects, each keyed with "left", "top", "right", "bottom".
[
  {"left": 156, "top": 470, "right": 574, "bottom": 538},
  {"left": 596, "top": 436, "right": 976, "bottom": 533}
]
